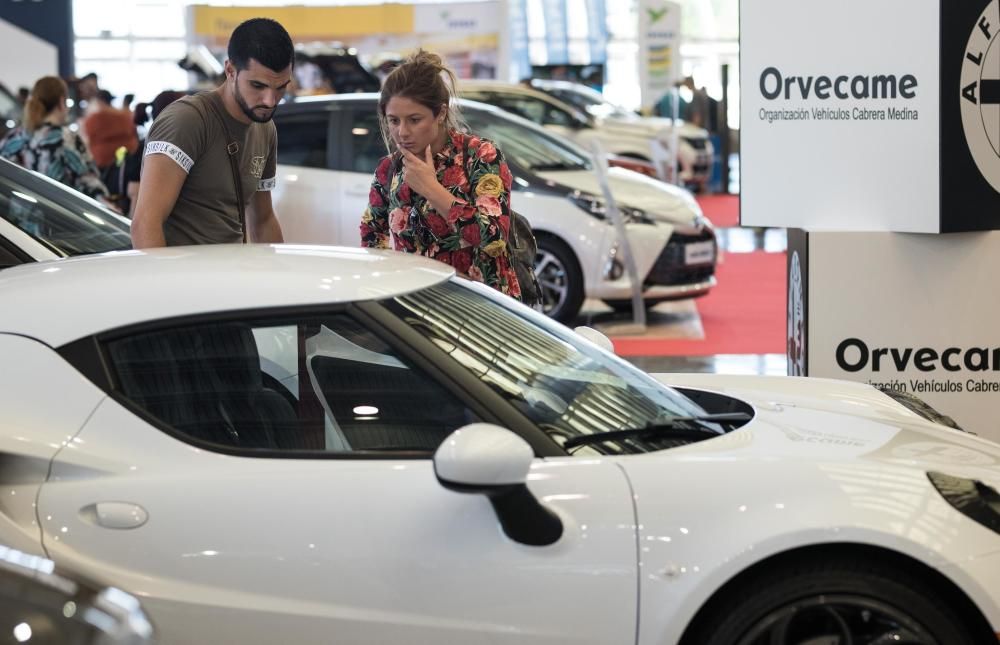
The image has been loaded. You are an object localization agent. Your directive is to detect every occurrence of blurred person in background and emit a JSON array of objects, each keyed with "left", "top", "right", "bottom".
[
  {"left": 0, "top": 75, "right": 111, "bottom": 204},
  {"left": 131, "top": 17, "right": 292, "bottom": 247},
  {"left": 362, "top": 50, "right": 521, "bottom": 299},
  {"left": 82, "top": 89, "right": 139, "bottom": 170}
]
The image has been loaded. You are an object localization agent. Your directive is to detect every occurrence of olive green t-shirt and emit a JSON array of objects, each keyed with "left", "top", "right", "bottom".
[{"left": 143, "top": 91, "right": 277, "bottom": 245}]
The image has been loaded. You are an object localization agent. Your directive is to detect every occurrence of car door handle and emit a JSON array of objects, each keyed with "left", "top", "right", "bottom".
[{"left": 79, "top": 502, "right": 149, "bottom": 530}]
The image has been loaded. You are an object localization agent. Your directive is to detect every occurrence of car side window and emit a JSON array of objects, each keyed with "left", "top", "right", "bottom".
[
  {"left": 275, "top": 114, "right": 329, "bottom": 169},
  {"left": 105, "top": 315, "right": 479, "bottom": 455},
  {"left": 340, "top": 109, "right": 386, "bottom": 174},
  {"left": 492, "top": 96, "right": 545, "bottom": 124},
  {"left": 543, "top": 104, "right": 574, "bottom": 127}
]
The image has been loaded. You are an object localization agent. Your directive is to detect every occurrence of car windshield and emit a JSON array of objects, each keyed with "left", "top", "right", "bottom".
[
  {"left": 383, "top": 278, "right": 719, "bottom": 455},
  {"left": 463, "top": 108, "right": 591, "bottom": 173},
  {"left": 0, "top": 159, "right": 131, "bottom": 257},
  {"left": 547, "top": 86, "right": 632, "bottom": 119}
]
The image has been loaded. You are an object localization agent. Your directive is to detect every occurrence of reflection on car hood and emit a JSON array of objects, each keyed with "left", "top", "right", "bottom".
[
  {"left": 654, "top": 373, "right": 1000, "bottom": 481},
  {"left": 533, "top": 167, "right": 703, "bottom": 226}
]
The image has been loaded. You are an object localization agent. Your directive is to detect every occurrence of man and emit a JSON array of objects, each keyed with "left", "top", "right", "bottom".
[{"left": 131, "top": 18, "right": 292, "bottom": 247}]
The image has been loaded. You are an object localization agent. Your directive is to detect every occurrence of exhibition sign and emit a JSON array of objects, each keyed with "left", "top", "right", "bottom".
[
  {"left": 741, "top": 0, "right": 1000, "bottom": 232},
  {"left": 637, "top": 0, "right": 681, "bottom": 112},
  {"left": 788, "top": 230, "right": 1000, "bottom": 443}
]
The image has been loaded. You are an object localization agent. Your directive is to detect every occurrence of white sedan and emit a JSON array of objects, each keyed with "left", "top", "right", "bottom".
[
  {"left": 1, "top": 245, "right": 998, "bottom": 645},
  {"left": 271, "top": 95, "right": 717, "bottom": 322}
]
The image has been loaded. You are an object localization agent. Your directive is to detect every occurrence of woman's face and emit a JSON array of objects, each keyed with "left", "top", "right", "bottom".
[{"left": 384, "top": 95, "right": 445, "bottom": 155}]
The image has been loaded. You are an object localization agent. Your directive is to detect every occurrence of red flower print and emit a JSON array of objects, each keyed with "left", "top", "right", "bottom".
[
  {"left": 478, "top": 195, "right": 502, "bottom": 218},
  {"left": 425, "top": 212, "right": 451, "bottom": 238},
  {"left": 443, "top": 165, "right": 467, "bottom": 190},
  {"left": 389, "top": 207, "right": 408, "bottom": 234},
  {"left": 376, "top": 157, "right": 391, "bottom": 185},
  {"left": 452, "top": 247, "right": 473, "bottom": 274},
  {"left": 369, "top": 187, "right": 384, "bottom": 207},
  {"left": 467, "top": 136, "right": 481, "bottom": 150},
  {"left": 499, "top": 163, "right": 513, "bottom": 190},
  {"left": 498, "top": 214, "right": 510, "bottom": 236},
  {"left": 478, "top": 141, "right": 497, "bottom": 163},
  {"left": 461, "top": 223, "right": 482, "bottom": 247},
  {"left": 435, "top": 250, "right": 451, "bottom": 265},
  {"left": 399, "top": 182, "right": 411, "bottom": 203}
]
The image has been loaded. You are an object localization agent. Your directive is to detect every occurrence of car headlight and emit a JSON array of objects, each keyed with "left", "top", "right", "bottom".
[
  {"left": 927, "top": 471, "right": 1000, "bottom": 535},
  {"left": 567, "top": 191, "right": 654, "bottom": 225}
]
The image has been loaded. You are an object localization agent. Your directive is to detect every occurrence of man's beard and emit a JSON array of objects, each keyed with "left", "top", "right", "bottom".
[{"left": 234, "top": 84, "right": 275, "bottom": 124}]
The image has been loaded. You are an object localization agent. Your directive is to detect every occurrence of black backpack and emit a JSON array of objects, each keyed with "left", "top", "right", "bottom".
[{"left": 505, "top": 208, "right": 542, "bottom": 308}]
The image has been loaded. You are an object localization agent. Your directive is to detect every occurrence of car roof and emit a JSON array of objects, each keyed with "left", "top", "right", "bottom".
[
  {"left": 280, "top": 92, "right": 526, "bottom": 120},
  {"left": 0, "top": 244, "right": 453, "bottom": 347},
  {"left": 458, "top": 81, "right": 581, "bottom": 108}
]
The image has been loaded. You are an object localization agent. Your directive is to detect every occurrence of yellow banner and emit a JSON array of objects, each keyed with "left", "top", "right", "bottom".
[{"left": 191, "top": 5, "right": 415, "bottom": 42}]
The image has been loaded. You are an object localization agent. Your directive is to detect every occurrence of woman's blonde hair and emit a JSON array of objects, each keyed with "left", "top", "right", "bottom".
[
  {"left": 24, "top": 76, "right": 67, "bottom": 132},
  {"left": 377, "top": 50, "right": 465, "bottom": 153}
]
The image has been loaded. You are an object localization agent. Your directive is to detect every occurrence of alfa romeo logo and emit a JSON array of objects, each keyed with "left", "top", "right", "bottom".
[{"left": 960, "top": 0, "right": 1000, "bottom": 193}]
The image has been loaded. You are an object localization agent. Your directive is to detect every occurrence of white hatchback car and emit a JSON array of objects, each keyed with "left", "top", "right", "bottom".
[
  {"left": 2, "top": 245, "right": 999, "bottom": 645},
  {"left": 460, "top": 80, "right": 713, "bottom": 190},
  {"left": 270, "top": 94, "right": 716, "bottom": 322}
]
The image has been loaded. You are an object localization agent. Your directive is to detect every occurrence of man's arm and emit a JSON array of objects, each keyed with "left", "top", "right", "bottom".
[
  {"left": 246, "top": 189, "right": 284, "bottom": 243},
  {"left": 131, "top": 155, "right": 187, "bottom": 248}
]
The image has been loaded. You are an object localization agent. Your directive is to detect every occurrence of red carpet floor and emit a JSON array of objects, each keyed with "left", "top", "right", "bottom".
[
  {"left": 612, "top": 251, "right": 787, "bottom": 356},
  {"left": 695, "top": 194, "right": 740, "bottom": 228}
]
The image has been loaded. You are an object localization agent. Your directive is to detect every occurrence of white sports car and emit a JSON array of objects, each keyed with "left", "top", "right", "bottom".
[{"left": 1, "top": 245, "right": 998, "bottom": 645}]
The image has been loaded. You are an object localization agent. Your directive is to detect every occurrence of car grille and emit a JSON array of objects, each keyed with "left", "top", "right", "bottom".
[{"left": 644, "top": 230, "right": 716, "bottom": 287}]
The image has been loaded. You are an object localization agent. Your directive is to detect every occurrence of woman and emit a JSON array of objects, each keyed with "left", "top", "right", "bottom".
[
  {"left": 0, "top": 76, "right": 110, "bottom": 203},
  {"left": 361, "top": 51, "right": 521, "bottom": 299}
]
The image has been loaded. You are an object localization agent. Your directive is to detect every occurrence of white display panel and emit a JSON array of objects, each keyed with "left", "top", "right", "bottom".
[
  {"left": 804, "top": 230, "right": 1000, "bottom": 442},
  {"left": 740, "top": 0, "right": 941, "bottom": 232}
]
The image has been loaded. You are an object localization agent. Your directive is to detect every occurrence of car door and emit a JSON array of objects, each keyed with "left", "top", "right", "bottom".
[
  {"left": 37, "top": 309, "right": 638, "bottom": 645},
  {"left": 271, "top": 111, "right": 340, "bottom": 244},
  {"left": 333, "top": 104, "right": 391, "bottom": 245}
]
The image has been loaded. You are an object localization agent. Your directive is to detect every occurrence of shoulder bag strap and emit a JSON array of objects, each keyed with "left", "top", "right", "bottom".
[{"left": 205, "top": 95, "right": 247, "bottom": 243}]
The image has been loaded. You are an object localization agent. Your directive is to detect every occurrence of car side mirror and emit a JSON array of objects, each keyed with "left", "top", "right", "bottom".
[
  {"left": 574, "top": 325, "right": 615, "bottom": 353},
  {"left": 434, "top": 423, "right": 563, "bottom": 546}
]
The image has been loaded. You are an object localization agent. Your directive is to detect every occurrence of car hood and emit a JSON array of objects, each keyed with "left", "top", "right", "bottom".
[
  {"left": 599, "top": 115, "right": 708, "bottom": 140},
  {"left": 533, "top": 167, "right": 703, "bottom": 226},
  {"left": 654, "top": 373, "right": 1000, "bottom": 482}
]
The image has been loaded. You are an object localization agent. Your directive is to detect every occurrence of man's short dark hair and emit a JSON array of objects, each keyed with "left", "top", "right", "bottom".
[{"left": 228, "top": 18, "right": 294, "bottom": 73}]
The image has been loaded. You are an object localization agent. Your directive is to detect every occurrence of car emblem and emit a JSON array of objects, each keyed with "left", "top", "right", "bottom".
[{"left": 959, "top": 0, "right": 1000, "bottom": 193}]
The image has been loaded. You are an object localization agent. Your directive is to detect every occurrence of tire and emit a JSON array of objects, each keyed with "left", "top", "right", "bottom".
[
  {"left": 687, "top": 556, "right": 978, "bottom": 645},
  {"left": 534, "top": 235, "right": 584, "bottom": 323}
]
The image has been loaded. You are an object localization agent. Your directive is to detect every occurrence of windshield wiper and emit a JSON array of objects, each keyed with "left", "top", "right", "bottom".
[{"left": 562, "top": 412, "right": 752, "bottom": 450}]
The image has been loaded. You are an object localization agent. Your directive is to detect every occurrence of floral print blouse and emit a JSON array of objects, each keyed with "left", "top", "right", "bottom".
[
  {"left": 0, "top": 124, "right": 109, "bottom": 201},
  {"left": 361, "top": 130, "right": 521, "bottom": 299}
]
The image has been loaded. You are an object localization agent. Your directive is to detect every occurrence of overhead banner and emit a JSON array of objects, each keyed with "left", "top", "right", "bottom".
[
  {"left": 637, "top": 0, "right": 681, "bottom": 112},
  {"left": 584, "top": 0, "right": 608, "bottom": 64},
  {"left": 796, "top": 230, "right": 1000, "bottom": 443},
  {"left": 741, "top": 0, "right": 1000, "bottom": 232}
]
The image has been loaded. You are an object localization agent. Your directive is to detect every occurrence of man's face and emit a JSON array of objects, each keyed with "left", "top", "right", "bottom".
[{"left": 226, "top": 58, "right": 292, "bottom": 123}]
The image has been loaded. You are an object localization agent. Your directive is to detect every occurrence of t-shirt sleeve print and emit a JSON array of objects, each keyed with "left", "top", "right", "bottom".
[{"left": 143, "top": 102, "right": 204, "bottom": 174}]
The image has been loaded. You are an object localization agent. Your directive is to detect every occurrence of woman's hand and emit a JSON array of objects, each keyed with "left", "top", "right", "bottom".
[
  {"left": 400, "top": 145, "right": 439, "bottom": 197},
  {"left": 401, "top": 145, "right": 460, "bottom": 215}
]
